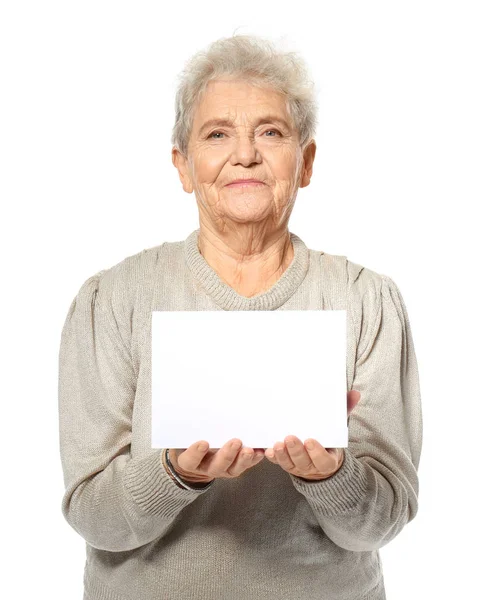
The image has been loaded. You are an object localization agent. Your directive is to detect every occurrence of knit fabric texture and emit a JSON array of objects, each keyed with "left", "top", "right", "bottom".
[{"left": 58, "top": 228, "right": 423, "bottom": 600}]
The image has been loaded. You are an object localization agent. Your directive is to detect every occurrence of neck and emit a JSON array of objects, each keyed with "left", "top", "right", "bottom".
[{"left": 196, "top": 226, "right": 295, "bottom": 298}]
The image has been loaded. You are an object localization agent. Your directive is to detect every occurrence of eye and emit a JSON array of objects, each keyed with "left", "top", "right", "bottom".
[
  {"left": 208, "top": 131, "right": 225, "bottom": 139},
  {"left": 207, "top": 129, "right": 281, "bottom": 140}
]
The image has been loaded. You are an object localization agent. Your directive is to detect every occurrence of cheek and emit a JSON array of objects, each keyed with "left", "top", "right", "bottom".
[
  {"left": 266, "top": 146, "right": 298, "bottom": 179},
  {"left": 194, "top": 151, "right": 227, "bottom": 183}
]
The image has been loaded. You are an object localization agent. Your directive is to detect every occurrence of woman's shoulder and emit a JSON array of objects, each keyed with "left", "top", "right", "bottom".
[
  {"left": 347, "top": 258, "right": 390, "bottom": 300},
  {"left": 339, "top": 255, "right": 404, "bottom": 323},
  {"left": 317, "top": 251, "right": 401, "bottom": 324},
  {"left": 318, "top": 250, "right": 391, "bottom": 300},
  {"left": 75, "top": 242, "right": 168, "bottom": 311}
]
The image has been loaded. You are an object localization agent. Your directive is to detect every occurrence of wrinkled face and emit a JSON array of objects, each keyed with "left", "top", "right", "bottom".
[{"left": 173, "top": 79, "right": 315, "bottom": 229}]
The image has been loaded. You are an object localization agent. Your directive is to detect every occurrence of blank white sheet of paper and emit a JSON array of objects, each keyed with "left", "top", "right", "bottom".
[{"left": 151, "top": 310, "right": 348, "bottom": 450}]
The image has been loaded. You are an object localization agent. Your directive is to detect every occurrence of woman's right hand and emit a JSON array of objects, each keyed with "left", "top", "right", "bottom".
[{"left": 168, "top": 439, "right": 265, "bottom": 484}]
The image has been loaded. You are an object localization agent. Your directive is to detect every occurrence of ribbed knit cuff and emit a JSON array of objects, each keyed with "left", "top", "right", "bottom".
[
  {"left": 123, "top": 450, "right": 212, "bottom": 519},
  {"left": 289, "top": 449, "right": 369, "bottom": 516}
]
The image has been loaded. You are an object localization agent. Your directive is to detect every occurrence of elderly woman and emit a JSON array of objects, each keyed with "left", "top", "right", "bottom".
[{"left": 59, "top": 35, "right": 423, "bottom": 600}]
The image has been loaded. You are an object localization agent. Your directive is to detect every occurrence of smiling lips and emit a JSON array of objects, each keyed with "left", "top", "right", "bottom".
[{"left": 226, "top": 179, "right": 265, "bottom": 188}]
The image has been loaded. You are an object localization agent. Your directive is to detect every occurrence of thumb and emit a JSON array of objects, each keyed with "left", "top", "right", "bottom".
[{"left": 347, "top": 389, "right": 361, "bottom": 417}]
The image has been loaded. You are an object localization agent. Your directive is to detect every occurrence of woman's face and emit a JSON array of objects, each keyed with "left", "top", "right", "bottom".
[{"left": 173, "top": 79, "right": 315, "bottom": 231}]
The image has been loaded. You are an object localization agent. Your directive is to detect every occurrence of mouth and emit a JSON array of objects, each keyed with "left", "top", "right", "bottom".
[{"left": 225, "top": 180, "right": 265, "bottom": 188}]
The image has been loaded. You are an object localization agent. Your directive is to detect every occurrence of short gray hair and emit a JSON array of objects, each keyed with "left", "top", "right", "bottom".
[{"left": 171, "top": 34, "right": 319, "bottom": 157}]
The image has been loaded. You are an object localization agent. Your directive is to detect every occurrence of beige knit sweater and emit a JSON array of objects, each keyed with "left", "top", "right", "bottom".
[{"left": 58, "top": 228, "right": 423, "bottom": 600}]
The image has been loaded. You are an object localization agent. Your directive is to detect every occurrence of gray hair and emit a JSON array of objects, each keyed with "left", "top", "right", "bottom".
[{"left": 171, "top": 34, "right": 319, "bottom": 157}]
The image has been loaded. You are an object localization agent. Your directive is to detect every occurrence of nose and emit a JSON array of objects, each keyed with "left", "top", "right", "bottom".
[{"left": 229, "top": 135, "right": 261, "bottom": 167}]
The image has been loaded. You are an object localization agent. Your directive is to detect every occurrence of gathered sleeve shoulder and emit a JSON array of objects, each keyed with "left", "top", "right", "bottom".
[
  {"left": 58, "top": 267, "right": 212, "bottom": 553},
  {"left": 290, "top": 269, "right": 423, "bottom": 552},
  {"left": 353, "top": 273, "right": 423, "bottom": 469}
]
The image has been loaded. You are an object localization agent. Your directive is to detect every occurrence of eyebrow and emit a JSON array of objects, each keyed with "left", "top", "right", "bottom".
[{"left": 198, "top": 115, "right": 292, "bottom": 136}]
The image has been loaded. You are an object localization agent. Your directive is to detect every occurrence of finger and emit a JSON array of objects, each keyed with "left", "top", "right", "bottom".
[
  {"left": 264, "top": 447, "right": 278, "bottom": 462},
  {"left": 273, "top": 440, "right": 296, "bottom": 470},
  {"left": 253, "top": 448, "right": 265, "bottom": 456},
  {"left": 208, "top": 439, "right": 254, "bottom": 477},
  {"left": 226, "top": 445, "right": 264, "bottom": 476},
  {"left": 284, "top": 436, "right": 311, "bottom": 471},
  {"left": 303, "top": 439, "right": 339, "bottom": 473},
  {"left": 176, "top": 440, "right": 211, "bottom": 471}
]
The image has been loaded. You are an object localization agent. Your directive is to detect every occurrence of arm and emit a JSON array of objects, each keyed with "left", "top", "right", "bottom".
[
  {"left": 289, "top": 274, "right": 423, "bottom": 552},
  {"left": 58, "top": 270, "right": 213, "bottom": 553}
]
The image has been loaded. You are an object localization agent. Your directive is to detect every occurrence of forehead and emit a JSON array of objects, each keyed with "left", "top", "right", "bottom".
[{"left": 193, "top": 79, "right": 289, "bottom": 124}]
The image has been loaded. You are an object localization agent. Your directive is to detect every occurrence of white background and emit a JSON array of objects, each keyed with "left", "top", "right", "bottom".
[{"left": 1, "top": 1, "right": 480, "bottom": 598}]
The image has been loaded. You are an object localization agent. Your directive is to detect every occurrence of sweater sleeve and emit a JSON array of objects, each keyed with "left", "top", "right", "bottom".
[
  {"left": 289, "top": 274, "right": 423, "bottom": 552},
  {"left": 58, "top": 270, "right": 214, "bottom": 553}
]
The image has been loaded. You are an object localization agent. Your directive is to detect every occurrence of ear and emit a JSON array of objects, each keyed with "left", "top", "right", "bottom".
[
  {"left": 299, "top": 140, "right": 316, "bottom": 188},
  {"left": 172, "top": 147, "right": 194, "bottom": 194}
]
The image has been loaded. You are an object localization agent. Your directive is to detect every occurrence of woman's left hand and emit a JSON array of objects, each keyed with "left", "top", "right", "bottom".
[{"left": 264, "top": 389, "right": 361, "bottom": 481}]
